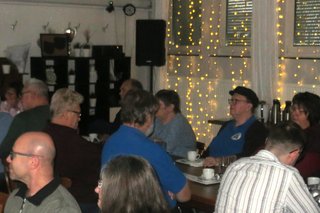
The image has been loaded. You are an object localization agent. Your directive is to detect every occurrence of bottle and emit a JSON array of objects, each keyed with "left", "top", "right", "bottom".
[
  {"left": 282, "top": 101, "right": 291, "bottom": 121},
  {"left": 271, "top": 99, "right": 281, "bottom": 125}
]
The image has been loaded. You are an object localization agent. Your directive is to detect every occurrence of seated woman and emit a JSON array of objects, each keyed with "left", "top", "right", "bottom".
[
  {"left": 96, "top": 155, "right": 170, "bottom": 213},
  {"left": 291, "top": 92, "right": 320, "bottom": 179},
  {"left": 0, "top": 82, "right": 23, "bottom": 116}
]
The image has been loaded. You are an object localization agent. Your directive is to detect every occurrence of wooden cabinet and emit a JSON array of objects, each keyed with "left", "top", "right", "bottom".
[{"left": 30, "top": 55, "right": 130, "bottom": 134}]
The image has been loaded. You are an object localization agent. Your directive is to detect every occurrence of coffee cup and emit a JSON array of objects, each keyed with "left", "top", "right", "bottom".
[
  {"left": 187, "top": 151, "right": 200, "bottom": 161},
  {"left": 202, "top": 168, "right": 215, "bottom": 180},
  {"left": 89, "top": 133, "right": 98, "bottom": 142},
  {"left": 2, "top": 64, "right": 10, "bottom": 74}
]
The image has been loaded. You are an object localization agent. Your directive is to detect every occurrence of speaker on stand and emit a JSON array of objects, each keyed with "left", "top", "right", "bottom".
[{"left": 136, "top": 19, "right": 166, "bottom": 93}]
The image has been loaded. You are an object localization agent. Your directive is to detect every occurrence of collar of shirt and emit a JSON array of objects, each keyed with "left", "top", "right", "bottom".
[{"left": 15, "top": 177, "right": 60, "bottom": 206}]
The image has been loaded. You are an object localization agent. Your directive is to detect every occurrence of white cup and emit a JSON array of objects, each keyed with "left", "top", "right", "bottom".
[
  {"left": 202, "top": 168, "right": 215, "bottom": 180},
  {"left": 187, "top": 151, "right": 200, "bottom": 161},
  {"left": 2, "top": 64, "right": 10, "bottom": 74},
  {"left": 307, "top": 177, "right": 320, "bottom": 186},
  {"left": 89, "top": 133, "right": 98, "bottom": 142}
]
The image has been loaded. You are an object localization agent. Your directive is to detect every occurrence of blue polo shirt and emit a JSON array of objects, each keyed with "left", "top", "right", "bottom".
[
  {"left": 209, "top": 116, "right": 256, "bottom": 157},
  {"left": 101, "top": 125, "right": 187, "bottom": 208}
]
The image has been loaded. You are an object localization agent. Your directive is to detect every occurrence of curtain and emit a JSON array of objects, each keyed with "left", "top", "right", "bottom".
[{"left": 251, "top": 0, "right": 278, "bottom": 104}]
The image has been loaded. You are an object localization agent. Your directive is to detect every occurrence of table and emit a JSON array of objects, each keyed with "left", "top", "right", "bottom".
[{"left": 176, "top": 161, "right": 220, "bottom": 212}]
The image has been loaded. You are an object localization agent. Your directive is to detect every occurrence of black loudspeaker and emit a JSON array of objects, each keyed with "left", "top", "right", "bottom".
[{"left": 136, "top": 20, "right": 166, "bottom": 66}]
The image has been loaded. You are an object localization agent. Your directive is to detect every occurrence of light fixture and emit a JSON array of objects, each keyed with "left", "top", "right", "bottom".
[{"left": 106, "top": 1, "right": 114, "bottom": 13}]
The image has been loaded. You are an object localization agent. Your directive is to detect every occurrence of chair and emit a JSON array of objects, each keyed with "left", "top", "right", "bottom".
[
  {"left": 60, "top": 177, "right": 72, "bottom": 189},
  {"left": 2, "top": 160, "right": 16, "bottom": 193},
  {"left": 0, "top": 192, "right": 9, "bottom": 213},
  {"left": 196, "top": 141, "right": 205, "bottom": 156}
]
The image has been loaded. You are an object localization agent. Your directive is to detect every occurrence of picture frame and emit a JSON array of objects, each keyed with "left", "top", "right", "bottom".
[{"left": 40, "top": 34, "right": 68, "bottom": 57}]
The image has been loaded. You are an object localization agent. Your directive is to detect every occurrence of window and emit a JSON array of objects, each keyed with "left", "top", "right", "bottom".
[
  {"left": 294, "top": 0, "right": 320, "bottom": 46},
  {"left": 226, "top": 0, "right": 252, "bottom": 46}
]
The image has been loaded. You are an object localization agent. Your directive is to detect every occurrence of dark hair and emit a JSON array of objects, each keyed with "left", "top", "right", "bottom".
[
  {"left": 3, "top": 81, "right": 23, "bottom": 98},
  {"left": 292, "top": 92, "right": 320, "bottom": 125},
  {"left": 100, "top": 155, "right": 170, "bottom": 213},
  {"left": 129, "top": 79, "right": 143, "bottom": 91},
  {"left": 267, "top": 122, "right": 306, "bottom": 152},
  {"left": 120, "top": 90, "right": 159, "bottom": 125},
  {"left": 155, "top": 89, "right": 181, "bottom": 113}
]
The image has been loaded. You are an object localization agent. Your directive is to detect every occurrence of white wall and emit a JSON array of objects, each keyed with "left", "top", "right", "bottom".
[{"left": 0, "top": 1, "right": 151, "bottom": 88}]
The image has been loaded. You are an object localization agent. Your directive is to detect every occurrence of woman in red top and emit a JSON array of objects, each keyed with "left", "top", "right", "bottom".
[{"left": 291, "top": 92, "right": 320, "bottom": 179}]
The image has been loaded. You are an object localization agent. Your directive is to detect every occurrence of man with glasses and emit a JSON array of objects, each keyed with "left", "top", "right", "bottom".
[
  {"left": 203, "top": 86, "right": 268, "bottom": 167},
  {"left": 4, "top": 132, "right": 81, "bottom": 213},
  {"left": 215, "top": 122, "right": 320, "bottom": 213},
  {"left": 0, "top": 78, "right": 50, "bottom": 160},
  {"left": 44, "top": 88, "right": 101, "bottom": 213}
]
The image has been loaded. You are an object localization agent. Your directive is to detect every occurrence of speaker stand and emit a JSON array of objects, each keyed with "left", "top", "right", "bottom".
[{"left": 149, "top": 65, "right": 154, "bottom": 94}]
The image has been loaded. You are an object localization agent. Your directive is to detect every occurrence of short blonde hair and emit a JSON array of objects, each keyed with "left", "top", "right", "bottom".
[{"left": 50, "top": 88, "right": 83, "bottom": 117}]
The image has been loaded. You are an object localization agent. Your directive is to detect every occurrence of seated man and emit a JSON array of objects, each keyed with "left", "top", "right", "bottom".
[
  {"left": 108, "top": 78, "right": 143, "bottom": 134},
  {"left": 4, "top": 132, "right": 81, "bottom": 212},
  {"left": 215, "top": 122, "right": 320, "bottom": 212},
  {"left": 204, "top": 86, "right": 268, "bottom": 167},
  {"left": 101, "top": 90, "right": 191, "bottom": 209},
  {"left": 152, "top": 89, "right": 196, "bottom": 158},
  {"left": 0, "top": 78, "right": 50, "bottom": 160},
  {"left": 43, "top": 88, "right": 101, "bottom": 213}
]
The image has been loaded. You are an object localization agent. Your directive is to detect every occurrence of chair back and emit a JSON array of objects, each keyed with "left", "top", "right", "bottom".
[
  {"left": 196, "top": 141, "right": 205, "bottom": 156},
  {"left": 2, "top": 160, "right": 17, "bottom": 193},
  {"left": 0, "top": 192, "right": 9, "bottom": 213},
  {"left": 60, "top": 177, "right": 72, "bottom": 189}
]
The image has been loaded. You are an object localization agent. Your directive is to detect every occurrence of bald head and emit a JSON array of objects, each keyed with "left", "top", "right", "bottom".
[{"left": 14, "top": 132, "right": 56, "bottom": 164}]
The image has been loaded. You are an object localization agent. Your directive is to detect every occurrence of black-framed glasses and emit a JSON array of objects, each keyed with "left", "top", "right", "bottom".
[
  {"left": 9, "top": 151, "right": 42, "bottom": 160},
  {"left": 228, "top": 99, "right": 248, "bottom": 105},
  {"left": 97, "top": 179, "right": 102, "bottom": 189},
  {"left": 69, "top": 110, "right": 81, "bottom": 117}
]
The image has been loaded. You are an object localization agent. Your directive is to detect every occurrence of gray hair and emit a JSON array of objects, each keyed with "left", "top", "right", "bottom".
[
  {"left": 24, "top": 78, "right": 48, "bottom": 99},
  {"left": 50, "top": 88, "right": 83, "bottom": 117}
]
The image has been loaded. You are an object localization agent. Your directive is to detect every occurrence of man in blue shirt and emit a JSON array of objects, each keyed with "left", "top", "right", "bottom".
[
  {"left": 204, "top": 86, "right": 268, "bottom": 167},
  {"left": 101, "top": 90, "right": 191, "bottom": 209}
]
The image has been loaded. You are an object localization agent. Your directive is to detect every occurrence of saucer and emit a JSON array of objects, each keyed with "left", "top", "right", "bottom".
[{"left": 199, "top": 175, "right": 215, "bottom": 181}]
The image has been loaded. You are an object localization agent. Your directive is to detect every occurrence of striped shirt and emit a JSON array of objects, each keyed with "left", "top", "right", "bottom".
[{"left": 215, "top": 150, "right": 320, "bottom": 213}]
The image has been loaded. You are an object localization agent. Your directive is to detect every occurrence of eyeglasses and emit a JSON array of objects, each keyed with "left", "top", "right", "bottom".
[
  {"left": 69, "top": 110, "right": 81, "bottom": 117},
  {"left": 9, "top": 151, "right": 42, "bottom": 160},
  {"left": 228, "top": 99, "right": 248, "bottom": 105},
  {"left": 97, "top": 179, "right": 103, "bottom": 189}
]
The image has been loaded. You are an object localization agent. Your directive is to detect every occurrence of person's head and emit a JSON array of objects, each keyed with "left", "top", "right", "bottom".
[
  {"left": 228, "top": 86, "right": 259, "bottom": 118},
  {"left": 50, "top": 88, "right": 83, "bottom": 129},
  {"left": 95, "top": 155, "right": 170, "bottom": 213},
  {"left": 265, "top": 122, "right": 305, "bottom": 166},
  {"left": 21, "top": 78, "right": 48, "bottom": 110},
  {"left": 6, "top": 132, "right": 55, "bottom": 185},
  {"left": 4, "top": 81, "right": 23, "bottom": 107},
  {"left": 291, "top": 92, "right": 320, "bottom": 129},
  {"left": 155, "top": 89, "right": 181, "bottom": 122},
  {"left": 119, "top": 79, "right": 143, "bottom": 99},
  {"left": 121, "top": 90, "right": 159, "bottom": 136}
]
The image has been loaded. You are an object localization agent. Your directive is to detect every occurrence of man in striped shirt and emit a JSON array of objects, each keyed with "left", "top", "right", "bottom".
[{"left": 215, "top": 122, "right": 320, "bottom": 213}]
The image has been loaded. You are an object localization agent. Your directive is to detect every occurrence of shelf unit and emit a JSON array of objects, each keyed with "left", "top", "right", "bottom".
[{"left": 30, "top": 55, "right": 130, "bottom": 134}]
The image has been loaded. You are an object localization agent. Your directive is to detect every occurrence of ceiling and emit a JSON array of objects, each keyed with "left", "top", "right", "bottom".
[{"left": 0, "top": 0, "right": 152, "bottom": 8}]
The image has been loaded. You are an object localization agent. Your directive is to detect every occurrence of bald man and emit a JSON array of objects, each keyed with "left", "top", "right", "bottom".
[{"left": 4, "top": 132, "right": 81, "bottom": 213}]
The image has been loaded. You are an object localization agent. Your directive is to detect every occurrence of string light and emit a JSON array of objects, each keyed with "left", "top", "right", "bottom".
[{"left": 167, "top": 0, "right": 320, "bottom": 144}]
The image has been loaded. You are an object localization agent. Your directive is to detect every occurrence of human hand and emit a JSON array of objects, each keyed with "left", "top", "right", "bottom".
[{"left": 203, "top": 157, "right": 219, "bottom": 167}]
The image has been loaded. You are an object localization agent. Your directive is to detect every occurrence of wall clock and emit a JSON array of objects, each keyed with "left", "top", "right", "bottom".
[{"left": 123, "top": 4, "right": 136, "bottom": 16}]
